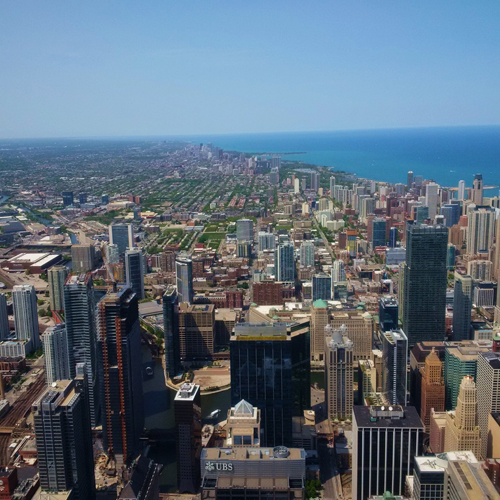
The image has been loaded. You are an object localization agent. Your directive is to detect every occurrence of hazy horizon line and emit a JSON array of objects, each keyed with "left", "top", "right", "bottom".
[{"left": 1, "top": 123, "right": 500, "bottom": 143}]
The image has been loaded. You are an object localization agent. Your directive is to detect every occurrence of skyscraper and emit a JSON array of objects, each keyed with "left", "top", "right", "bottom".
[
  {"left": 12, "top": 284, "right": 40, "bottom": 350},
  {"left": 97, "top": 287, "right": 144, "bottom": 466},
  {"left": 125, "top": 248, "right": 145, "bottom": 300},
  {"left": 230, "top": 322, "right": 310, "bottom": 447},
  {"left": 175, "top": 383, "right": 201, "bottom": 494},
  {"left": 258, "top": 231, "right": 275, "bottom": 252},
  {"left": 452, "top": 273, "right": 473, "bottom": 341},
  {"left": 472, "top": 173, "right": 483, "bottom": 205},
  {"left": 371, "top": 217, "right": 386, "bottom": 248},
  {"left": 310, "top": 299, "right": 329, "bottom": 364},
  {"left": 71, "top": 244, "right": 96, "bottom": 273},
  {"left": 163, "top": 287, "right": 179, "bottom": 379},
  {"left": 61, "top": 191, "right": 74, "bottom": 207},
  {"left": 325, "top": 325, "right": 353, "bottom": 421},
  {"left": 466, "top": 206, "right": 495, "bottom": 255},
  {"left": 34, "top": 379, "right": 95, "bottom": 499},
  {"left": 476, "top": 350, "right": 500, "bottom": 458},
  {"left": 312, "top": 274, "right": 332, "bottom": 301},
  {"left": 310, "top": 171, "right": 319, "bottom": 191},
  {"left": 458, "top": 180, "right": 466, "bottom": 201},
  {"left": 275, "top": 242, "right": 295, "bottom": 282},
  {"left": 42, "top": 324, "right": 70, "bottom": 385},
  {"left": 444, "top": 376, "right": 481, "bottom": 457},
  {"left": 353, "top": 405, "right": 424, "bottom": 500},
  {"left": 407, "top": 171, "right": 414, "bottom": 189},
  {"left": 420, "top": 348, "right": 445, "bottom": 432},
  {"left": 382, "top": 329, "right": 408, "bottom": 406},
  {"left": 299, "top": 241, "right": 315, "bottom": 267},
  {"left": 403, "top": 223, "right": 448, "bottom": 346},
  {"left": 64, "top": 273, "right": 100, "bottom": 427},
  {"left": 0, "top": 293, "right": 9, "bottom": 340},
  {"left": 236, "top": 219, "right": 254, "bottom": 242},
  {"left": 47, "top": 265, "right": 68, "bottom": 312},
  {"left": 176, "top": 257, "right": 194, "bottom": 304},
  {"left": 109, "top": 223, "right": 134, "bottom": 256},
  {"left": 178, "top": 303, "right": 215, "bottom": 360},
  {"left": 379, "top": 296, "right": 399, "bottom": 332}
]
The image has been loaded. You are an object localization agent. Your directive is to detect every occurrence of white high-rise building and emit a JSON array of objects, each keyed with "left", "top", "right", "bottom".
[
  {"left": 294, "top": 178, "right": 300, "bottom": 194},
  {"left": 466, "top": 206, "right": 495, "bottom": 255},
  {"left": 330, "top": 176, "right": 336, "bottom": 195},
  {"left": 42, "top": 324, "right": 70, "bottom": 385},
  {"left": 258, "top": 232, "right": 275, "bottom": 252},
  {"left": 12, "top": 284, "right": 40, "bottom": 349},
  {"left": 458, "top": 180, "right": 466, "bottom": 201},
  {"left": 331, "top": 260, "right": 346, "bottom": 283},
  {"left": 425, "top": 182, "right": 439, "bottom": 219},
  {"left": 299, "top": 241, "right": 315, "bottom": 268}
]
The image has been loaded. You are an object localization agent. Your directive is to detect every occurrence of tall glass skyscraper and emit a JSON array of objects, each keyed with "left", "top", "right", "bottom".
[
  {"left": 97, "top": 286, "right": 144, "bottom": 466},
  {"left": 12, "top": 284, "right": 40, "bottom": 350},
  {"left": 382, "top": 329, "right": 408, "bottom": 406},
  {"left": 125, "top": 248, "right": 145, "bottom": 300},
  {"left": 109, "top": 223, "right": 134, "bottom": 256},
  {"left": 371, "top": 218, "right": 386, "bottom": 248},
  {"left": 275, "top": 242, "right": 295, "bottom": 282},
  {"left": 402, "top": 223, "right": 448, "bottom": 346},
  {"left": 230, "top": 322, "right": 310, "bottom": 447},
  {"left": 452, "top": 273, "right": 473, "bottom": 341},
  {"left": 312, "top": 274, "right": 332, "bottom": 301},
  {"left": 64, "top": 273, "right": 100, "bottom": 427},
  {"left": 163, "top": 286, "right": 180, "bottom": 379},
  {"left": 0, "top": 293, "right": 9, "bottom": 340},
  {"left": 176, "top": 257, "right": 194, "bottom": 304}
]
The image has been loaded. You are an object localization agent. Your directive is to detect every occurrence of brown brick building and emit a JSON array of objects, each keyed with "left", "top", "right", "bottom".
[{"left": 420, "top": 348, "right": 445, "bottom": 432}]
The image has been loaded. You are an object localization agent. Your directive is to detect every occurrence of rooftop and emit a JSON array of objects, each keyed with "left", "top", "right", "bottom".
[
  {"left": 175, "top": 383, "right": 200, "bottom": 401},
  {"left": 353, "top": 405, "right": 424, "bottom": 429}
]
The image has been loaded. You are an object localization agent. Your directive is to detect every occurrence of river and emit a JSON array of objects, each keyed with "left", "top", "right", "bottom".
[{"left": 141, "top": 346, "right": 231, "bottom": 492}]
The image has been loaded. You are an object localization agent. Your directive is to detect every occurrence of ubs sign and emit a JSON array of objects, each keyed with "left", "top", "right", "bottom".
[{"left": 205, "top": 461, "right": 233, "bottom": 472}]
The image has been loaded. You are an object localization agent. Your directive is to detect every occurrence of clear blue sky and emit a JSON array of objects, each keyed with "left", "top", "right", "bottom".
[{"left": 1, "top": 1, "right": 499, "bottom": 138}]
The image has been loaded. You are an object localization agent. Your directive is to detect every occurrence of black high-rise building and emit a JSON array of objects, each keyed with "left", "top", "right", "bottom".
[
  {"left": 452, "top": 273, "right": 474, "bottom": 341},
  {"left": 34, "top": 379, "right": 95, "bottom": 499},
  {"left": 163, "top": 286, "right": 180, "bottom": 379},
  {"left": 379, "top": 296, "right": 399, "bottom": 332},
  {"left": 230, "top": 321, "right": 310, "bottom": 447},
  {"left": 62, "top": 191, "right": 74, "bottom": 207},
  {"left": 403, "top": 223, "right": 448, "bottom": 346},
  {"left": 98, "top": 286, "right": 144, "bottom": 466},
  {"left": 64, "top": 273, "right": 100, "bottom": 427}
]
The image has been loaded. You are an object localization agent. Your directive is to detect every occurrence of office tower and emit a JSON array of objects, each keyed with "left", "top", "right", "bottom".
[
  {"left": 34, "top": 379, "right": 95, "bottom": 499},
  {"left": 258, "top": 231, "right": 275, "bottom": 252},
  {"left": 407, "top": 171, "right": 414, "bottom": 189},
  {"left": 447, "top": 243, "right": 456, "bottom": 270},
  {"left": 12, "top": 284, "right": 40, "bottom": 349},
  {"left": 47, "top": 265, "right": 68, "bottom": 312},
  {"left": 78, "top": 192, "right": 87, "bottom": 205},
  {"left": 440, "top": 203, "right": 460, "bottom": 227},
  {"left": 353, "top": 405, "right": 424, "bottom": 500},
  {"left": 275, "top": 242, "right": 295, "bottom": 282},
  {"left": 176, "top": 256, "right": 194, "bottom": 304},
  {"left": 311, "top": 299, "right": 329, "bottom": 364},
  {"left": 230, "top": 322, "right": 310, "bottom": 447},
  {"left": 120, "top": 456, "right": 162, "bottom": 500},
  {"left": 419, "top": 348, "right": 445, "bottom": 432},
  {"left": 178, "top": 303, "right": 215, "bottom": 360},
  {"left": 371, "top": 217, "right": 386, "bottom": 248},
  {"left": 425, "top": 182, "right": 439, "bottom": 219},
  {"left": 294, "top": 177, "right": 300, "bottom": 193},
  {"left": 394, "top": 183, "right": 405, "bottom": 196},
  {"left": 467, "top": 259, "right": 492, "bottom": 281},
  {"left": 466, "top": 206, "right": 495, "bottom": 255},
  {"left": 64, "top": 273, "right": 100, "bottom": 427},
  {"left": 310, "top": 171, "right": 319, "bottom": 191},
  {"left": 444, "top": 376, "right": 481, "bottom": 457},
  {"left": 125, "top": 248, "right": 145, "bottom": 300},
  {"left": 325, "top": 325, "right": 353, "bottom": 421},
  {"left": 269, "top": 167, "right": 279, "bottom": 184},
  {"left": 312, "top": 274, "right": 332, "bottom": 301},
  {"left": 477, "top": 351, "right": 500, "bottom": 458},
  {"left": 444, "top": 453, "right": 499, "bottom": 499},
  {"left": 101, "top": 194, "right": 109, "bottom": 205},
  {"left": 379, "top": 296, "right": 399, "bottom": 332},
  {"left": 42, "top": 324, "right": 70, "bottom": 385},
  {"left": 330, "top": 175, "right": 336, "bottom": 195},
  {"left": 163, "top": 287, "right": 179, "bottom": 379},
  {"left": 109, "top": 223, "right": 134, "bottom": 256},
  {"left": 331, "top": 259, "right": 346, "bottom": 285},
  {"left": 415, "top": 205, "right": 429, "bottom": 223},
  {"left": 388, "top": 226, "right": 397, "bottom": 248},
  {"left": 403, "top": 223, "right": 448, "bottom": 346},
  {"left": 382, "top": 329, "right": 408, "bottom": 406},
  {"left": 299, "top": 241, "right": 314, "bottom": 267},
  {"left": 0, "top": 293, "right": 9, "bottom": 340},
  {"left": 61, "top": 191, "right": 74, "bottom": 207},
  {"left": 452, "top": 273, "right": 473, "bottom": 341},
  {"left": 236, "top": 219, "right": 254, "bottom": 242},
  {"left": 458, "top": 180, "right": 466, "bottom": 201},
  {"left": 97, "top": 287, "right": 144, "bottom": 465},
  {"left": 71, "top": 244, "right": 96, "bottom": 273},
  {"left": 175, "top": 383, "right": 201, "bottom": 494},
  {"left": 444, "top": 341, "right": 490, "bottom": 411},
  {"left": 472, "top": 173, "right": 483, "bottom": 205}
]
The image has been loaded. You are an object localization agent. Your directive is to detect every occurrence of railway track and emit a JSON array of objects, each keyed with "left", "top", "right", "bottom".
[{"left": 0, "top": 369, "right": 46, "bottom": 465}]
